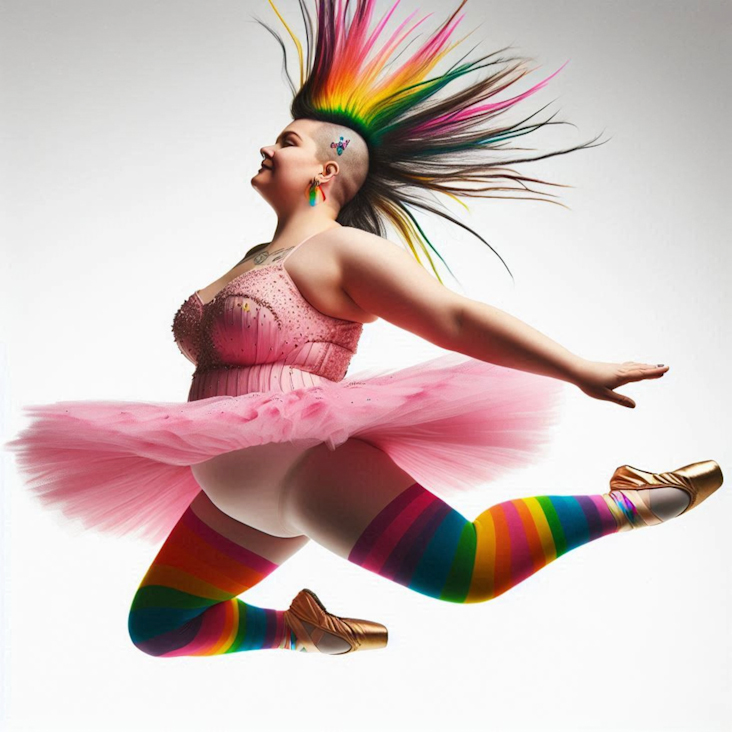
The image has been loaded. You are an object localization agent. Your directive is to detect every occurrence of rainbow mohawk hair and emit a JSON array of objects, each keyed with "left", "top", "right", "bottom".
[{"left": 254, "top": 0, "right": 605, "bottom": 283}]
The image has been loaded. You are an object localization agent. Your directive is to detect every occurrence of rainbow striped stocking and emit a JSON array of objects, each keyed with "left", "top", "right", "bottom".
[
  {"left": 128, "top": 503, "right": 297, "bottom": 656},
  {"left": 347, "top": 482, "right": 624, "bottom": 602}
]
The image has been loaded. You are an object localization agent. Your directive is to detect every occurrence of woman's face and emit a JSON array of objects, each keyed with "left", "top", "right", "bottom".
[{"left": 251, "top": 119, "right": 339, "bottom": 215}]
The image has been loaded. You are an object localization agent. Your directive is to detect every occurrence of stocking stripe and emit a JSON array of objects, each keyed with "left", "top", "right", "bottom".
[
  {"left": 411, "top": 510, "right": 472, "bottom": 599},
  {"left": 182, "top": 601, "right": 230, "bottom": 656},
  {"left": 503, "top": 500, "right": 538, "bottom": 583},
  {"left": 129, "top": 505, "right": 294, "bottom": 656},
  {"left": 351, "top": 488, "right": 438, "bottom": 571},
  {"left": 348, "top": 483, "right": 624, "bottom": 606},
  {"left": 551, "top": 496, "right": 589, "bottom": 553},
  {"left": 151, "top": 521, "right": 268, "bottom": 594},
  {"left": 467, "top": 508, "right": 495, "bottom": 602},
  {"left": 535, "top": 496, "right": 567, "bottom": 555},
  {"left": 140, "top": 564, "right": 234, "bottom": 602},
  {"left": 182, "top": 509, "right": 279, "bottom": 574},
  {"left": 263, "top": 607, "right": 282, "bottom": 650},
  {"left": 132, "top": 614, "right": 204, "bottom": 656},
  {"left": 347, "top": 481, "right": 425, "bottom": 564},
  {"left": 370, "top": 490, "right": 438, "bottom": 572},
  {"left": 219, "top": 601, "right": 239, "bottom": 653},
  {"left": 388, "top": 500, "right": 453, "bottom": 585},
  {"left": 234, "top": 604, "right": 268, "bottom": 652},
  {"left": 525, "top": 497, "right": 557, "bottom": 562},
  {"left": 512, "top": 498, "right": 548, "bottom": 574},
  {"left": 586, "top": 494, "right": 620, "bottom": 535},
  {"left": 439, "top": 522, "right": 478, "bottom": 602},
  {"left": 490, "top": 504, "right": 513, "bottom": 596},
  {"left": 131, "top": 589, "right": 217, "bottom": 640}
]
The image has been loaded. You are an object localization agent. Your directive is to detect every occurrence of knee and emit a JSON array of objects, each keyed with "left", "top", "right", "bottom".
[
  {"left": 395, "top": 567, "right": 497, "bottom": 604},
  {"left": 127, "top": 595, "right": 174, "bottom": 658},
  {"left": 128, "top": 617, "right": 177, "bottom": 657},
  {"left": 127, "top": 607, "right": 157, "bottom": 656},
  {"left": 405, "top": 564, "right": 502, "bottom": 604}
]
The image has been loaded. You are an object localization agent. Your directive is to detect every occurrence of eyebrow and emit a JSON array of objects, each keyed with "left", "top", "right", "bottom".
[{"left": 277, "top": 130, "right": 303, "bottom": 143}]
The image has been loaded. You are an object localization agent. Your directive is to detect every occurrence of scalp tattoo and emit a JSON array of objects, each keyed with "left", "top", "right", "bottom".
[{"left": 330, "top": 136, "right": 350, "bottom": 155}]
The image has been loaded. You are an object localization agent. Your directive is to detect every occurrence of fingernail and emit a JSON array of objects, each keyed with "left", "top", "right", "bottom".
[{"left": 657, "top": 364, "right": 665, "bottom": 367}]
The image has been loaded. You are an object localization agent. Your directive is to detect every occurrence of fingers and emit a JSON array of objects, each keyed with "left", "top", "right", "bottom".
[
  {"left": 624, "top": 364, "right": 670, "bottom": 382},
  {"left": 612, "top": 392, "right": 636, "bottom": 408},
  {"left": 596, "top": 385, "right": 636, "bottom": 408},
  {"left": 613, "top": 362, "right": 669, "bottom": 406},
  {"left": 623, "top": 362, "right": 669, "bottom": 371}
]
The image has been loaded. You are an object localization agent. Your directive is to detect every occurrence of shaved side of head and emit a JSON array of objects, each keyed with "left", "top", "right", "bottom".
[{"left": 309, "top": 120, "right": 370, "bottom": 208}]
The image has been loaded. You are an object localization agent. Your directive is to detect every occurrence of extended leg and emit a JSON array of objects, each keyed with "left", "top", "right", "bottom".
[
  {"left": 283, "top": 439, "right": 647, "bottom": 603},
  {"left": 128, "top": 490, "right": 308, "bottom": 656}
]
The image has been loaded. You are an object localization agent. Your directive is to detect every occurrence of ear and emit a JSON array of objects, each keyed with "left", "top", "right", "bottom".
[{"left": 321, "top": 160, "right": 339, "bottom": 181}]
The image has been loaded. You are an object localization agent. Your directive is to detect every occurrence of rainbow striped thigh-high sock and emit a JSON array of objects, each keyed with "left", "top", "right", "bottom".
[
  {"left": 128, "top": 503, "right": 298, "bottom": 656},
  {"left": 347, "top": 481, "right": 624, "bottom": 602}
]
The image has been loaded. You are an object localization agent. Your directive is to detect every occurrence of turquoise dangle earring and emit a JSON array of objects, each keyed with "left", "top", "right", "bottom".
[{"left": 307, "top": 176, "right": 326, "bottom": 207}]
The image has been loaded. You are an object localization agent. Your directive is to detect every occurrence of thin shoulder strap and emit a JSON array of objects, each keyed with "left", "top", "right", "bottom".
[{"left": 278, "top": 231, "right": 321, "bottom": 265}]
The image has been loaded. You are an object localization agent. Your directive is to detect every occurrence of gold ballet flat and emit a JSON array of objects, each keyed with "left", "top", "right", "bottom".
[
  {"left": 284, "top": 588, "right": 388, "bottom": 655},
  {"left": 609, "top": 459, "right": 724, "bottom": 528}
]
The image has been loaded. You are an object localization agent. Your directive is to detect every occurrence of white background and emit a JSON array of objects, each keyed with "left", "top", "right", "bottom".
[{"left": 1, "top": 1, "right": 730, "bottom": 731}]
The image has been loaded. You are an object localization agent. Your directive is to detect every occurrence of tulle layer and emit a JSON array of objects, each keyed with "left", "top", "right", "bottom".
[{"left": 4, "top": 353, "right": 567, "bottom": 544}]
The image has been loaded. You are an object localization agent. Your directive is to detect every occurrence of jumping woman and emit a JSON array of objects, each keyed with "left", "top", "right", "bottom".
[{"left": 5, "top": 0, "right": 723, "bottom": 657}]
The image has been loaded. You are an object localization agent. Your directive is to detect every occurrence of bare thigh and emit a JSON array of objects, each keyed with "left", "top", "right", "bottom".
[
  {"left": 190, "top": 438, "right": 322, "bottom": 538},
  {"left": 281, "top": 438, "right": 417, "bottom": 559},
  {"left": 189, "top": 489, "right": 310, "bottom": 561}
]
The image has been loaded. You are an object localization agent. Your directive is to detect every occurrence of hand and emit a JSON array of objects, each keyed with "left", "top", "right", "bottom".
[{"left": 571, "top": 360, "right": 670, "bottom": 408}]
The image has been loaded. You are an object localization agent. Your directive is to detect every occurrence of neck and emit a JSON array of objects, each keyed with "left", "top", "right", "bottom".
[{"left": 270, "top": 204, "right": 341, "bottom": 248}]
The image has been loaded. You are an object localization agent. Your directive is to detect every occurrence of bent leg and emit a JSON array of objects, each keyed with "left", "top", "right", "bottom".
[
  {"left": 129, "top": 490, "right": 309, "bottom": 656},
  {"left": 283, "top": 439, "right": 622, "bottom": 603}
]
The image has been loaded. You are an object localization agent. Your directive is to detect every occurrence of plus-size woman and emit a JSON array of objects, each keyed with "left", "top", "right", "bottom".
[{"left": 5, "top": 0, "right": 723, "bottom": 657}]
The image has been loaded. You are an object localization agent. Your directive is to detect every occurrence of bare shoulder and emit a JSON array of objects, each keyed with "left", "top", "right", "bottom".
[
  {"left": 329, "top": 226, "right": 407, "bottom": 262},
  {"left": 333, "top": 226, "right": 443, "bottom": 287},
  {"left": 332, "top": 226, "right": 468, "bottom": 349}
]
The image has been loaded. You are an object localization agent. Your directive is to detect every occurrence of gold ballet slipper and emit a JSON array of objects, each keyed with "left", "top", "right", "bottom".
[
  {"left": 284, "top": 588, "right": 388, "bottom": 655},
  {"left": 609, "top": 460, "right": 724, "bottom": 522}
]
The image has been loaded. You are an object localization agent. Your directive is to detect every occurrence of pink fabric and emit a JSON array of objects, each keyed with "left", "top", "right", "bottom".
[
  {"left": 5, "top": 234, "right": 568, "bottom": 545},
  {"left": 174, "top": 231, "right": 363, "bottom": 393}
]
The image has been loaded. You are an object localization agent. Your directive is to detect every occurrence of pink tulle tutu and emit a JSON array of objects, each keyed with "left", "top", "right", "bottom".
[{"left": 5, "top": 352, "right": 567, "bottom": 544}]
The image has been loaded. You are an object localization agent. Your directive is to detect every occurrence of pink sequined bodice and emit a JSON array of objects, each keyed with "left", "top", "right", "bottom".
[{"left": 172, "top": 234, "right": 363, "bottom": 401}]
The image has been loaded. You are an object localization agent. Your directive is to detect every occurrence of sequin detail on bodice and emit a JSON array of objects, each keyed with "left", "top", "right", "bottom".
[{"left": 171, "top": 235, "right": 363, "bottom": 398}]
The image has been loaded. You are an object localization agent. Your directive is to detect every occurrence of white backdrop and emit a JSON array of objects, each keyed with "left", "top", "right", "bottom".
[{"left": 1, "top": 1, "right": 730, "bottom": 731}]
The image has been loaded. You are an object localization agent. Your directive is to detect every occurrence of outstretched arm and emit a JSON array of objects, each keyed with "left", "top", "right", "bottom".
[
  {"left": 338, "top": 229, "right": 669, "bottom": 408},
  {"left": 452, "top": 299, "right": 583, "bottom": 384}
]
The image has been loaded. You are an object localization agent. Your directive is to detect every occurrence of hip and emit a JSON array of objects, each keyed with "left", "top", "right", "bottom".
[
  {"left": 188, "top": 363, "right": 330, "bottom": 401},
  {"left": 190, "top": 439, "right": 321, "bottom": 538}
]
